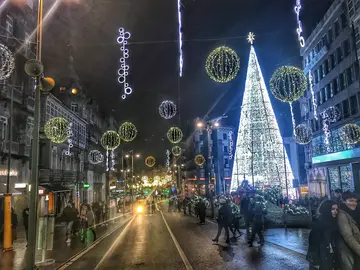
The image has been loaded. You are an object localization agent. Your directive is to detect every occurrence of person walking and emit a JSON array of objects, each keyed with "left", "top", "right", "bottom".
[
  {"left": 80, "top": 203, "right": 88, "bottom": 242},
  {"left": 240, "top": 194, "right": 251, "bottom": 233},
  {"left": 86, "top": 205, "right": 96, "bottom": 242},
  {"left": 337, "top": 192, "right": 360, "bottom": 270},
  {"left": 23, "top": 207, "right": 29, "bottom": 246},
  {"left": 230, "top": 200, "right": 242, "bottom": 238},
  {"left": 11, "top": 208, "right": 17, "bottom": 244},
  {"left": 212, "top": 197, "right": 231, "bottom": 244},
  {"left": 247, "top": 201, "right": 265, "bottom": 247},
  {"left": 62, "top": 201, "right": 77, "bottom": 243},
  {"left": 151, "top": 200, "right": 156, "bottom": 214},
  {"left": 307, "top": 200, "right": 339, "bottom": 270},
  {"left": 198, "top": 198, "right": 206, "bottom": 225}
]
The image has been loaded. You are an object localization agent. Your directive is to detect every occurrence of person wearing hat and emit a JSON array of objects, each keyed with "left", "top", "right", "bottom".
[
  {"left": 212, "top": 197, "right": 231, "bottom": 244},
  {"left": 338, "top": 191, "right": 360, "bottom": 270}
]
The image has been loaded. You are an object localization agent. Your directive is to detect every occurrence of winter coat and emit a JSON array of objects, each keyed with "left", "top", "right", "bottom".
[
  {"left": 240, "top": 197, "right": 249, "bottom": 215},
  {"left": 217, "top": 204, "right": 232, "bottom": 225},
  {"left": 252, "top": 203, "right": 265, "bottom": 225},
  {"left": 87, "top": 210, "right": 95, "bottom": 227},
  {"left": 307, "top": 217, "right": 339, "bottom": 270},
  {"left": 337, "top": 209, "right": 360, "bottom": 270}
]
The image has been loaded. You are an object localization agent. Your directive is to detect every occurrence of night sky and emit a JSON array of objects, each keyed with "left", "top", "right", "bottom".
[{"left": 49, "top": 0, "right": 334, "bottom": 165}]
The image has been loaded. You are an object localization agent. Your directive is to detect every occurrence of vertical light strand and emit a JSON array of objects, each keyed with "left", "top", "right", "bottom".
[
  {"left": 294, "top": 0, "right": 305, "bottom": 47},
  {"left": 309, "top": 72, "right": 318, "bottom": 120},
  {"left": 106, "top": 150, "right": 109, "bottom": 172},
  {"left": 110, "top": 150, "right": 115, "bottom": 171},
  {"left": 289, "top": 103, "right": 296, "bottom": 135},
  {"left": 322, "top": 118, "right": 331, "bottom": 153},
  {"left": 177, "top": 0, "right": 183, "bottom": 77},
  {"left": 229, "top": 131, "right": 234, "bottom": 160},
  {"left": 166, "top": 150, "right": 171, "bottom": 172},
  {"left": 65, "top": 122, "right": 73, "bottom": 156},
  {"left": 117, "top": 28, "right": 132, "bottom": 99}
]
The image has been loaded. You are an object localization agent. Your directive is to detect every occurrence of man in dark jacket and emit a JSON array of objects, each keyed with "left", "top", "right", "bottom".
[
  {"left": 212, "top": 198, "right": 231, "bottom": 244},
  {"left": 244, "top": 196, "right": 255, "bottom": 234},
  {"left": 23, "top": 208, "right": 29, "bottom": 244},
  {"left": 198, "top": 199, "right": 206, "bottom": 225},
  {"left": 248, "top": 202, "right": 265, "bottom": 247}
]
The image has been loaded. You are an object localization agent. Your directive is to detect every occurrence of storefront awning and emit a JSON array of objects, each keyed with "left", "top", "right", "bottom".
[
  {"left": 0, "top": 184, "right": 22, "bottom": 195},
  {"left": 40, "top": 184, "right": 72, "bottom": 193}
]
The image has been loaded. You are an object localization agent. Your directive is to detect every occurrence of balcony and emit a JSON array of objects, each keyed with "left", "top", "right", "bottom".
[
  {"left": 19, "top": 144, "right": 31, "bottom": 157},
  {"left": 0, "top": 84, "right": 23, "bottom": 104},
  {"left": 1, "top": 141, "right": 19, "bottom": 155},
  {"left": 39, "top": 169, "right": 84, "bottom": 184},
  {"left": 24, "top": 96, "right": 35, "bottom": 112},
  {"left": 303, "top": 46, "right": 328, "bottom": 74}
]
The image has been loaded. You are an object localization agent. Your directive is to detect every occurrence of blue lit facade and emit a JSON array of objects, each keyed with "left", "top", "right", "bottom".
[{"left": 299, "top": 0, "right": 360, "bottom": 196}]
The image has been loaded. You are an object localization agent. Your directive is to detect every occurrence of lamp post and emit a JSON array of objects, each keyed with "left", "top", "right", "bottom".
[{"left": 125, "top": 151, "right": 140, "bottom": 213}]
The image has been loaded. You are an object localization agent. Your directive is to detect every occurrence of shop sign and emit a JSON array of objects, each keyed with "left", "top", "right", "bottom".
[{"left": 0, "top": 169, "right": 18, "bottom": 176}]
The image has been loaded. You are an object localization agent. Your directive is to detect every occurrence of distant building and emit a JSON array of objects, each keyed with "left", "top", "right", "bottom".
[
  {"left": 299, "top": 0, "right": 360, "bottom": 197},
  {"left": 184, "top": 125, "right": 234, "bottom": 196}
]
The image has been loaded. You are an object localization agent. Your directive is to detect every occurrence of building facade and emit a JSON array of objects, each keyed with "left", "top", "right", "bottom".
[
  {"left": 184, "top": 126, "right": 234, "bottom": 196},
  {"left": 299, "top": 0, "right": 360, "bottom": 197}
]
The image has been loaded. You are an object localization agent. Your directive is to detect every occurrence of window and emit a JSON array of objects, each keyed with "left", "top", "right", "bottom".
[
  {"left": 337, "top": 46, "right": 344, "bottom": 63},
  {"left": 25, "top": 116, "right": 33, "bottom": 146},
  {"left": 324, "top": 59, "right": 329, "bottom": 75},
  {"left": 343, "top": 99, "right": 350, "bottom": 118},
  {"left": 224, "top": 146, "right": 228, "bottom": 153},
  {"left": 346, "top": 67, "right": 353, "bottom": 86},
  {"left": 325, "top": 85, "right": 331, "bottom": 101},
  {"left": 71, "top": 103, "right": 79, "bottom": 114},
  {"left": 333, "top": 78, "right": 339, "bottom": 95},
  {"left": 0, "top": 116, "right": 7, "bottom": 140},
  {"left": 314, "top": 69, "right": 319, "bottom": 83},
  {"left": 321, "top": 87, "right": 326, "bottom": 103},
  {"left": 223, "top": 133, "right": 227, "bottom": 140},
  {"left": 340, "top": 13, "right": 348, "bottom": 28},
  {"left": 328, "top": 28, "right": 333, "bottom": 44},
  {"left": 343, "top": 39, "right": 351, "bottom": 57},
  {"left": 319, "top": 64, "right": 324, "bottom": 80},
  {"left": 334, "top": 20, "right": 340, "bottom": 37},
  {"left": 340, "top": 73, "right": 346, "bottom": 90},
  {"left": 355, "top": 64, "right": 360, "bottom": 81},
  {"left": 224, "top": 158, "right": 229, "bottom": 166},
  {"left": 316, "top": 92, "right": 321, "bottom": 105},
  {"left": 329, "top": 54, "right": 335, "bottom": 69},
  {"left": 350, "top": 95, "right": 358, "bottom": 115},
  {"left": 308, "top": 98, "right": 312, "bottom": 112},
  {"left": 5, "top": 15, "right": 13, "bottom": 38}
]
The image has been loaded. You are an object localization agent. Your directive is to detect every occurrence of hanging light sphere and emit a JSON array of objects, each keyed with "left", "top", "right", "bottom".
[
  {"left": 0, "top": 43, "right": 15, "bottom": 80},
  {"left": 141, "top": 175, "right": 149, "bottom": 182},
  {"left": 118, "top": 122, "right": 137, "bottom": 142},
  {"left": 205, "top": 46, "right": 240, "bottom": 83},
  {"left": 167, "top": 127, "right": 183, "bottom": 144},
  {"left": 44, "top": 117, "right": 70, "bottom": 143},
  {"left": 194, "top": 154, "right": 206, "bottom": 166},
  {"left": 100, "top": 131, "right": 121, "bottom": 150},
  {"left": 159, "top": 100, "right": 177, "bottom": 120},
  {"left": 294, "top": 124, "right": 313, "bottom": 145},
  {"left": 145, "top": 156, "right": 156, "bottom": 168},
  {"left": 88, "top": 150, "right": 104, "bottom": 164},
  {"left": 340, "top": 124, "right": 360, "bottom": 144},
  {"left": 172, "top": 146, "right": 182, "bottom": 156},
  {"left": 321, "top": 106, "right": 341, "bottom": 123},
  {"left": 270, "top": 66, "right": 307, "bottom": 103}
]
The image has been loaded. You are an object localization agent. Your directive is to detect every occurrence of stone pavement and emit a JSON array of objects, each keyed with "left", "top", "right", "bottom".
[{"left": 0, "top": 212, "right": 132, "bottom": 270}]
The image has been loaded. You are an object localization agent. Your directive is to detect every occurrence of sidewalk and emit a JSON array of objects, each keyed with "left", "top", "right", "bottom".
[{"left": 0, "top": 212, "right": 132, "bottom": 270}]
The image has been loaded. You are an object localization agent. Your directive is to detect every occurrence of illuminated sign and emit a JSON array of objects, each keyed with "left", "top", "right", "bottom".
[
  {"left": 0, "top": 170, "right": 18, "bottom": 176},
  {"left": 312, "top": 148, "right": 360, "bottom": 164},
  {"left": 15, "top": 183, "right": 26, "bottom": 188}
]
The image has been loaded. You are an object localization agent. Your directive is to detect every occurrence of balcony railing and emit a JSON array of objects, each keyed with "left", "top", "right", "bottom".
[
  {"left": 39, "top": 169, "right": 84, "bottom": 183},
  {"left": 0, "top": 84, "right": 23, "bottom": 104},
  {"left": 24, "top": 96, "right": 35, "bottom": 112},
  {"left": 1, "top": 141, "right": 20, "bottom": 155},
  {"left": 304, "top": 46, "right": 328, "bottom": 74}
]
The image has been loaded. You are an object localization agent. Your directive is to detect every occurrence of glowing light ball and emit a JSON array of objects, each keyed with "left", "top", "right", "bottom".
[
  {"left": 159, "top": 100, "right": 177, "bottom": 120},
  {"left": 100, "top": 131, "right": 120, "bottom": 150},
  {"left": 118, "top": 122, "right": 137, "bottom": 142},
  {"left": 44, "top": 117, "right": 70, "bottom": 143},
  {"left": 88, "top": 150, "right": 104, "bottom": 164},
  {"left": 270, "top": 66, "right": 307, "bottom": 103},
  {"left": 205, "top": 46, "right": 240, "bottom": 83},
  {"left": 293, "top": 124, "right": 313, "bottom": 145},
  {"left": 145, "top": 156, "right": 156, "bottom": 168},
  {"left": 0, "top": 43, "right": 14, "bottom": 80},
  {"left": 167, "top": 127, "right": 183, "bottom": 144},
  {"left": 172, "top": 146, "right": 181, "bottom": 156},
  {"left": 194, "top": 154, "right": 206, "bottom": 166},
  {"left": 340, "top": 124, "right": 360, "bottom": 144}
]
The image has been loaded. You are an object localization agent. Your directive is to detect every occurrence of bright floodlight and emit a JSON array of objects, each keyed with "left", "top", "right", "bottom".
[
  {"left": 196, "top": 122, "right": 204, "bottom": 128},
  {"left": 136, "top": 154, "right": 140, "bottom": 158},
  {"left": 125, "top": 154, "right": 130, "bottom": 158},
  {"left": 214, "top": 122, "right": 220, "bottom": 127}
]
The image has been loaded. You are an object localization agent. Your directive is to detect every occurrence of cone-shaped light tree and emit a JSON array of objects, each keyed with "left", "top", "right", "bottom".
[{"left": 230, "top": 33, "right": 294, "bottom": 197}]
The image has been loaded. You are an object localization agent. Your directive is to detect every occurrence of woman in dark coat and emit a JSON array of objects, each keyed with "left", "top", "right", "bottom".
[{"left": 307, "top": 200, "right": 339, "bottom": 270}]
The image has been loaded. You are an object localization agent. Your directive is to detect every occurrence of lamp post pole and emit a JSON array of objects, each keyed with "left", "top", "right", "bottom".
[
  {"left": 131, "top": 151, "right": 134, "bottom": 213},
  {"left": 26, "top": 0, "right": 44, "bottom": 267}
]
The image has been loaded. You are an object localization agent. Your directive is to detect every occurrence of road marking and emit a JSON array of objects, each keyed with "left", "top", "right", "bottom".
[
  {"left": 160, "top": 211, "right": 193, "bottom": 270},
  {"left": 95, "top": 215, "right": 137, "bottom": 269},
  {"left": 56, "top": 215, "right": 132, "bottom": 270}
]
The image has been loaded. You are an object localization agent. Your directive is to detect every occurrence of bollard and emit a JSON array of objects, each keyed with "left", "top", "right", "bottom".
[{"left": 3, "top": 194, "right": 12, "bottom": 251}]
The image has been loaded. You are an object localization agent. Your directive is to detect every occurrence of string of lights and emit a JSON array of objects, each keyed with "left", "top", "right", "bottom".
[
  {"left": 309, "top": 72, "right": 318, "bottom": 120},
  {"left": 110, "top": 150, "right": 115, "bottom": 171},
  {"left": 290, "top": 103, "right": 296, "bottom": 135},
  {"left": 294, "top": 0, "right": 305, "bottom": 47},
  {"left": 117, "top": 27, "right": 132, "bottom": 100},
  {"left": 166, "top": 150, "right": 171, "bottom": 172},
  {"left": 106, "top": 150, "right": 109, "bottom": 172},
  {"left": 229, "top": 131, "right": 234, "bottom": 160},
  {"left": 177, "top": 0, "right": 183, "bottom": 77},
  {"left": 65, "top": 123, "right": 73, "bottom": 156}
]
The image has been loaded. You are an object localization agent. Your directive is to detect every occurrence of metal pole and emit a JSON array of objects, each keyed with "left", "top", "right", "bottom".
[
  {"left": 122, "top": 150, "right": 125, "bottom": 213},
  {"left": 26, "top": 0, "right": 43, "bottom": 267},
  {"left": 283, "top": 146, "right": 289, "bottom": 198},
  {"left": 251, "top": 130, "right": 254, "bottom": 188},
  {"left": 131, "top": 152, "right": 134, "bottom": 213},
  {"left": 6, "top": 88, "right": 13, "bottom": 192},
  {"left": 206, "top": 125, "right": 211, "bottom": 198}
]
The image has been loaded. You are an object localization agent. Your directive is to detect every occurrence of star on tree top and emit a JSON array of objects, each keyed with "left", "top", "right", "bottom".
[{"left": 247, "top": 32, "right": 255, "bottom": 44}]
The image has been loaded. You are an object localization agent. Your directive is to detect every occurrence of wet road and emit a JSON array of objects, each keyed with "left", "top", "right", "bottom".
[{"left": 64, "top": 205, "right": 308, "bottom": 270}]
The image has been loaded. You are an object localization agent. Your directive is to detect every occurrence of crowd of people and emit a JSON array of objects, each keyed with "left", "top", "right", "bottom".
[{"left": 307, "top": 191, "right": 360, "bottom": 270}]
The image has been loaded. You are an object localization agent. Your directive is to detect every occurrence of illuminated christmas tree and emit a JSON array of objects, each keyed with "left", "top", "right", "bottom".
[{"left": 230, "top": 33, "right": 294, "bottom": 196}]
